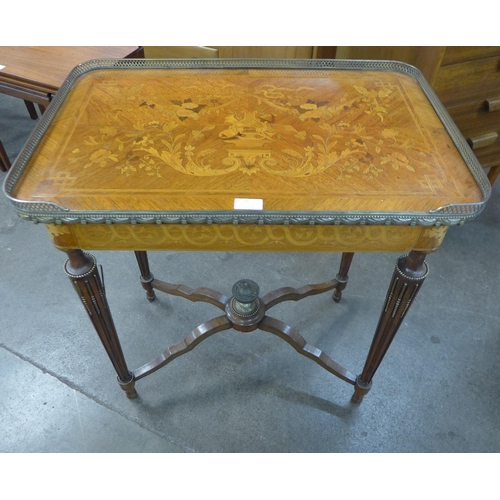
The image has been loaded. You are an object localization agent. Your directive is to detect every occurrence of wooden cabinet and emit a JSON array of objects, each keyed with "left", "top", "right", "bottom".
[
  {"left": 433, "top": 48, "right": 500, "bottom": 183},
  {"left": 212, "top": 46, "right": 314, "bottom": 59},
  {"left": 322, "top": 46, "right": 500, "bottom": 184}
]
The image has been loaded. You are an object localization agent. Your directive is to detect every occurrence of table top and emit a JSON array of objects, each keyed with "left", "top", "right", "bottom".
[
  {"left": 0, "top": 46, "right": 142, "bottom": 92},
  {"left": 4, "top": 59, "right": 490, "bottom": 227}
]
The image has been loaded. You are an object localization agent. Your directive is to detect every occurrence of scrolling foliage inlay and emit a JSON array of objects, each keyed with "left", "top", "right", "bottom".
[{"left": 67, "top": 73, "right": 423, "bottom": 181}]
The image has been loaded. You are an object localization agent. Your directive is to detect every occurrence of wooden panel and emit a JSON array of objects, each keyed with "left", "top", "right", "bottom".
[
  {"left": 470, "top": 142, "right": 500, "bottom": 168},
  {"left": 12, "top": 65, "right": 483, "bottom": 215},
  {"left": 45, "top": 223, "right": 448, "bottom": 253},
  {"left": 335, "top": 46, "right": 421, "bottom": 62},
  {"left": 143, "top": 46, "right": 219, "bottom": 58},
  {"left": 334, "top": 46, "right": 445, "bottom": 84},
  {"left": 215, "top": 46, "right": 313, "bottom": 59},
  {"left": 446, "top": 99, "right": 500, "bottom": 167},
  {"left": 433, "top": 55, "right": 500, "bottom": 107},
  {"left": 487, "top": 163, "right": 500, "bottom": 183},
  {"left": 445, "top": 100, "right": 500, "bottom": 137},
  {"left": 442, "top": 46, "right": 500, "bottom": 66},
  {"left": 314, "top": 47, "right": 337, "bottom": 59}
]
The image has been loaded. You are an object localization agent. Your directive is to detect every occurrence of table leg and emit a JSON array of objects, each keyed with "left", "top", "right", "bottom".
[
  {"left": 134, "top": 251, "right": 156, "bottom": 301},
  {"left": 0, "top": 139, "right": 11, "bottom": 172},
  {"left": 23, "top": 100, "right": 39, "bottom": 120},
  {"left": 352, "top": 250, "right": 429, "bottom": 403},
  {"left": 333, "top": 252, "right": 355, "bottom": 302},
  {"left": 64, "top": 249, "right": 137, "bottom": 398}
]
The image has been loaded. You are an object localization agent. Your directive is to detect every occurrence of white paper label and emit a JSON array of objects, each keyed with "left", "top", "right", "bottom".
[
  {"left": 234, "top": 198, "right": 264, "bottom": 210},
  {"left": 0, "top": 65, "right": 5, "bottom": 70}
]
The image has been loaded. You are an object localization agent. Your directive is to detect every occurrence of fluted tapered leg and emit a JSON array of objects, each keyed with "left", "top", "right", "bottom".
[
  {"left": 134, "top": 251, "right": 156, "bottom": 302},
  {"left": 64, "top": 249, "right": 137, "bottom": 398},
  {"left": 352, "top": 251, "right": 429, "bottom": 403},
  {"left": 333, "top": 252, "right": 355, "bottom": 302}
]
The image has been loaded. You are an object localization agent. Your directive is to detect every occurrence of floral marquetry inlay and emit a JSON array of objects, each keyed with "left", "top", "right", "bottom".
[
  {"left": 12, "top": 66, "right": 483, "bottom": 215},
  {"left": 68, "top": 79, "right": 419, "bottom": 180}
]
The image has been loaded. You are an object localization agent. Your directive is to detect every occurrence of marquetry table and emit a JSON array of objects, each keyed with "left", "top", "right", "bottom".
[{"left": 3, "top": 59, "right": 490, "bottom": 403}]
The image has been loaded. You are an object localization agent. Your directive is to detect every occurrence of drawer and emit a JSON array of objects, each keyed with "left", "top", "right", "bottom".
[
  {"left": 446, "top": 100, "right": 500, "bottom": 137},
  {"left": 442, "top": 46, "right": 500, "bottom": 65},
  {"left": 472, "top": 141, "right": 500, "bottom": 169},
  {"left": 434, "top": 55, "right": 500, "bottom": 107},
  {"left": 445, "top": 102, "right": 500, "bottom": 170}
]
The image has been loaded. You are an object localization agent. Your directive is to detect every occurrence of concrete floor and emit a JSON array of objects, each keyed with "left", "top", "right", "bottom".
[{"left": 1, "top": 91, "right": 500, "bottom": 453}]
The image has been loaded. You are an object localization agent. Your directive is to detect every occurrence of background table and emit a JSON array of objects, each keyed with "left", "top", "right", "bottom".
[
  {"left": 3, "top": 58, "right": 490, "bottom": 403},
  {"left": 0, "top": 46, "right": 143, "bottom": 113}
]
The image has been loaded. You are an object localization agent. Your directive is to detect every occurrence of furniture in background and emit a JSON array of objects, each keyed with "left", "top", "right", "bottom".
[
  {"left": 143, "top": 46, "right": 218, "bottom": 58},
  {"left": 4, "top": 59, "right": 489, "bottom": 404},
  {"left": 213, "top": 46, "right": 314, "bottom": 59},
  {"left": 0, "top": 46, "right": 144, "bottom": 113},
  {"left": 23, "top": 100, "right": 40, "bottom": 120}
]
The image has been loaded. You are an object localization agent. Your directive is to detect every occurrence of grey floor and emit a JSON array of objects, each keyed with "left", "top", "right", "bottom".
[{"left": 1, "top": 91, "right": 499, "bottom": 453}]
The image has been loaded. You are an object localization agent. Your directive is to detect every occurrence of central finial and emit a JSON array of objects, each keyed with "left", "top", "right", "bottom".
[
  {"left": 226, "top": 279, "right": 265, "bottom": 331},
  {"left": 232, "top": 279, "right": 260, "bottom": 304}
]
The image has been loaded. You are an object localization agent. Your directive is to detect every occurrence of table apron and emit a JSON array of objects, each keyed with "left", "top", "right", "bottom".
[
  {"left": 45, "top": 223, "right": 448, "bottom": 253},
  {"left": 0, "top": 79, "right": 54, "bottom": 106}
]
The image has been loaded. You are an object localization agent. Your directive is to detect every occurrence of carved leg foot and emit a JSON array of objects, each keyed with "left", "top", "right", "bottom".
[
  {"left": 65, "top": 249, "right": 137, "bottom": 399},
  {"left": 352, "top": 377, "right": 372, "bottom": 404},
  {"left": 333, "top": 252, "right": 354, "bottom": 303},
  {"left": 351, "top": 251, "right": 429, "bottom": 404},
  {"left": 118, "top": 374, "right": 138, "bottom": 399},
  {"left": 134, "top": 251, "right": 156, "bottom": 302}
]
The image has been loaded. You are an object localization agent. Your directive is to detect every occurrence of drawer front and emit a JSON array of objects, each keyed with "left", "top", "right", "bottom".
[
  {"left": 434, "top": 55, "right": 500, "bottom": 107},
  {"left": 446, "top": 100, "right": 500, "bottom": 137},
  {"left": 473, "top": 142, "right": 500, "bottom": 169},
  {"left": 445, "top": 100, "right": 500, "bottom": 170},
  {"left": 442, "top": 46, "right": 500, "bottom": 66}
]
